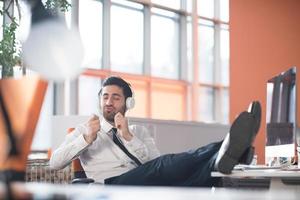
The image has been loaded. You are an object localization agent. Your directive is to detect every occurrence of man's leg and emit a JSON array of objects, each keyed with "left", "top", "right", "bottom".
[
  {"left": 105, "top": 142, "right": 222, "bottom": 186},
  {"left": 106, "top": 101, "right": 261, "bottom": 186},
  {"left": 177, "top": 153, "right": 219, "bottom": 187},
  {"left": 179, "top": 101, "right": 261, "bottom": 185}
]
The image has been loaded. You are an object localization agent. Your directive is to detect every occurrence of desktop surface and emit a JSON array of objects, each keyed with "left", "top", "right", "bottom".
[
  {"left": 211, "top": 165, "right": 300, "bottom": 190},
  {"left": 1, "top": 182, "right": 299, "bottom": 200}
]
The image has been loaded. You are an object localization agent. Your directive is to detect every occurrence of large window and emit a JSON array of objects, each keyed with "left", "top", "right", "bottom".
[
  {"left": 198, "top": 87, "right": 214, "bottom": 122},
  {"left": 198, "top": 19, "right": 214, "bottom": 84},
  {"left": 65, "top": 0, "right": 229, "bottom": 124},
  {"left": 78, "top": 75, "right": 102, "bottom": 115},
  {"left": 220, "top": 0, "right": 230, "bottom": 22},
  {"left": 79, "top": 0, "right": 103, "bottom": 69},
  {"left": 198, "top": 0, "right": 214, "bottom": 19},
  {"left": 220, "top": 25, "right": 230, "bottom": 86},
  {"left": 111, "top": 1, "right": 144, "bottom": 74},
  {"left": 197, "top": 0, "right": 230, "bottom": 123},
  {"left": 151, "top": 8, "right": 179, "bottom": 79},
  {"left": 151, "top": 82, "right": 185, "bottom": 120}
]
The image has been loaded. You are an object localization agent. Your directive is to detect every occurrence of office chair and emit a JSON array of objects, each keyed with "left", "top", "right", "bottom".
[{"left": 67, "top": 128, "right": 95, "bottom": 184}]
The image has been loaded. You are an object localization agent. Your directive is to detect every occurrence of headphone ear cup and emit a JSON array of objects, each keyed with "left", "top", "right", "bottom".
[{"left": 126, "top": 97, "right": 135, "bottom": 110}]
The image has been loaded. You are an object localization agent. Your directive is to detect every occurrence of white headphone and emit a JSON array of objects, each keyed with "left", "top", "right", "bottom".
[
  {"left": 126, "top": 94, "right": 135, "bottom": 110},
  {"left": 125, "top": 81, "right": 135, "bottom": 110}
]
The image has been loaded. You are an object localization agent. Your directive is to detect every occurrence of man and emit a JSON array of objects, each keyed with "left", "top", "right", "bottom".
[{"left": 50, "top": 76, "right": 261, "bottom": 187}]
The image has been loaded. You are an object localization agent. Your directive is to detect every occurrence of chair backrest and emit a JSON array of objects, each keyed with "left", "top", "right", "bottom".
[{"left": 67, "top": 128, "right": 87, "bottom": 179}]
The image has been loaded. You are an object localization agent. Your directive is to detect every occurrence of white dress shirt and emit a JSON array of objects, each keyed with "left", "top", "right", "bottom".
[{"left": 50, "top": 118, "right": 160, "bottom": 183}]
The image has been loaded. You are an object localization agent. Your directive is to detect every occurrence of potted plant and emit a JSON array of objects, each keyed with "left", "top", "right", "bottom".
[{"left": 0, "top": 0, "right": 71, "bottom": 78}]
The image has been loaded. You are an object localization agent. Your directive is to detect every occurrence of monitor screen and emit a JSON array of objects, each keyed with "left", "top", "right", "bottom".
[{"left": 265, "top": 67, "right": 296, "bottom": 164}]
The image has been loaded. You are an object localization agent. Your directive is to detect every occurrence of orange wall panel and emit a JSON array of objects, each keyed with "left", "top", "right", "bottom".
[{"left": 230, "top": 0, "right": 300, "bottom": 163}]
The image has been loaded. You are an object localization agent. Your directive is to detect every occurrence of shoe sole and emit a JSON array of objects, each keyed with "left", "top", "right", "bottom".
[
  {"left": 239, "top": 101, "right": 262, "bottom": 165},
  {"left": 217, "top": 112, "right": 258, "bottom": 174}
]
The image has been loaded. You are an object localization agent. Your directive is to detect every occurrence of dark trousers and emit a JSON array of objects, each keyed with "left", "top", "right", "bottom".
[{"left": 105, "top": 141, "right": 222, "bottom": 187}]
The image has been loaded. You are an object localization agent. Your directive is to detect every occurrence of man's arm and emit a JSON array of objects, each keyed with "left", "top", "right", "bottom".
[
  {"left": 114, "top": 113, "right": 160, "bottom": 163},
  {"left": 123, "top": 125, "right": 160, "bottom": 163},
  {"left": 50, "top": 115, "right": 100, "bottom": 170},
  {"left": 49, "top": 125, "right": 89, "bottom": 170}
]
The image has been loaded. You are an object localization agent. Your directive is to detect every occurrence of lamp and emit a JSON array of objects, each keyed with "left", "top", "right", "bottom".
[
  {"left": 22, "top": 0, "right": 84, "bottom": 81},
  {"left": 0, "top": 76, "right": 47, "bottom": 200}
]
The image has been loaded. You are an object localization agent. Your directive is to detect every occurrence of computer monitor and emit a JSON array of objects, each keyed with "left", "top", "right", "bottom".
[{"left": 265, "top": 67, "right": 298, "bottom": 165}]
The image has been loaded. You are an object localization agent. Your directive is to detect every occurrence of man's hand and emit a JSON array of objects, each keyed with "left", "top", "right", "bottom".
[
  {"left": 83, "top": 114, "right": 100, "bottom": 144},
  {"left": 114, "top": 112, "right": 133, "bottom": 141}
]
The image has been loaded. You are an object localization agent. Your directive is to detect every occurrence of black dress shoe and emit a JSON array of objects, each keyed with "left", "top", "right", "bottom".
[
  {"left": 238, "top": 101, "right": 262, "bottom": 165},
  {"left": 215, "top": 101, "right": 261, "bottom": 174}
]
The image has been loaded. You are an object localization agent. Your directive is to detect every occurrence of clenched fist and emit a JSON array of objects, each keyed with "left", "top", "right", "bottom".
[
  {"left": 83, "top": 114, "right": 100, "bottom": 144},
  {"left": 114, "top": 112, "right": 133, "bottom": 141}
]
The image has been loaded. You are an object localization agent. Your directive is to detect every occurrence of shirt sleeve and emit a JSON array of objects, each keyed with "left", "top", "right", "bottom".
[
  {"left": 49, "top": 124, "right": 90, "bottom": 170},
  {"left": 122, "top": 125, "right": 160, "bottom": 163}
]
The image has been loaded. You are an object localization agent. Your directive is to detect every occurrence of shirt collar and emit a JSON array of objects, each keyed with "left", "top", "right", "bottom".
[{"left": 100, "top": 118, "right": 114, "bottom": 134}]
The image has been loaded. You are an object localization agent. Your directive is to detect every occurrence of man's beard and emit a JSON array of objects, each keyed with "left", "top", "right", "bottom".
[
  {"left": 103, "top": 111, "right": 116, "bottom": 123},
  {"left": 102, "top": 106, "right": 126, "bottom": 123}
]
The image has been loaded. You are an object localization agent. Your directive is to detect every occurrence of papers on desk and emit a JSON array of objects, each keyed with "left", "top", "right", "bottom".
[{"left": 234, "top": 164, "right": 300, "bottom": 171}]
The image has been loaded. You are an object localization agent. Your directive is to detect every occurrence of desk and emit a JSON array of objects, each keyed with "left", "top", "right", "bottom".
[
  {"left": 212, "top": 169, "right": 300, "bottom": 190},
  {"left": 1, "top": 182, "right": 300, "bottom": 200}
]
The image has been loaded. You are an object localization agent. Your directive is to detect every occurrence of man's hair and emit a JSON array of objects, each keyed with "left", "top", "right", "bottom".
[{"left": 98, "top": 76, "right": 133, "bottom": 99}]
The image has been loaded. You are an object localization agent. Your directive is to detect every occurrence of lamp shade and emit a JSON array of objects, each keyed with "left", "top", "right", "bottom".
[{"left": 22, "top": 19, "right": 84, "bottom": 81}]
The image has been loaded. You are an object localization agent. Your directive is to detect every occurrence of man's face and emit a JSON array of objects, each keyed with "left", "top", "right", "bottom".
[{"left": 100, "top": 85, "right": 126, "bottom": 123}]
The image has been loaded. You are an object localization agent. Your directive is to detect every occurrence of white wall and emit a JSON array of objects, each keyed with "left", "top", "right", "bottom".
[{"left": 51, "top": 115, "right": 229, "bottom": 155}]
